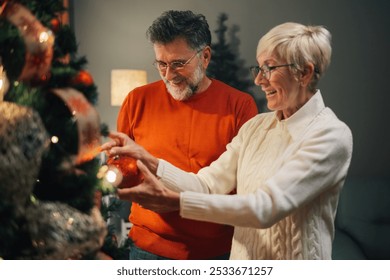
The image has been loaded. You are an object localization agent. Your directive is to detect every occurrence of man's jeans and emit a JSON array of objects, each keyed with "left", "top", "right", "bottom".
[{"left": 129, "top": 241, "right": 230, "bottom": 260}]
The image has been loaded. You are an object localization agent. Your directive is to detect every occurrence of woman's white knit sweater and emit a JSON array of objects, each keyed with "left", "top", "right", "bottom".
[{"left": 157, "top": 91, "right": 353, "bottom": 259}]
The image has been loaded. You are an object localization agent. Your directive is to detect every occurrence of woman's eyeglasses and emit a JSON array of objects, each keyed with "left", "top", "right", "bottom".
[{"left": 250, "top": 64, "right": 294, "bottom": 80}]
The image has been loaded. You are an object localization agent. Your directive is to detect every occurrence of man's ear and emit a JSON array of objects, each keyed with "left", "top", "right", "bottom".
[{"left": 202, "top": 46, "right": 211, "bottom": 67}]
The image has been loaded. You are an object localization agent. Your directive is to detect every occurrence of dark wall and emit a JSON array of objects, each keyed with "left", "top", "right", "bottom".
[{"left": 72, "top": 0, "right": 390, "bottom": 179}]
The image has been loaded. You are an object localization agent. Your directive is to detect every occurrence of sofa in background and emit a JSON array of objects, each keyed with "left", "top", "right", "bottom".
[{"left": 332, "top": 177, "right": 390, "bottom": 259}]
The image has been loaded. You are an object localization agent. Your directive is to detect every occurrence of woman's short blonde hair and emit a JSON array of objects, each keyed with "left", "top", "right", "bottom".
[{"left": 257, "top": 22, "right": 332, "bottom": 92}]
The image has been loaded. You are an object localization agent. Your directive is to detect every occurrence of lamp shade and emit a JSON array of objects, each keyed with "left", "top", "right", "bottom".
[{"left": 110, "top": 69, "right": 147, "bottom": 106}]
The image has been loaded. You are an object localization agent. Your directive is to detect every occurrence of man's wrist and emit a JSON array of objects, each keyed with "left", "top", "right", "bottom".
[{"left": 142, "top": 152, "right": 159, "bottom": 176}]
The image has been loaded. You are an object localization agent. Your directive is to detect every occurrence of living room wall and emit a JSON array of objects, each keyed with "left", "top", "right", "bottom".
[{"left": 72, "top": 0, "right": 390, "bottom": 179}]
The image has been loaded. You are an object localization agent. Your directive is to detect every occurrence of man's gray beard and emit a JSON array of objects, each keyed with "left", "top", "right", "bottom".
[
  {"left": 163, "top": 65, "right": 203, "bottom": 101},
  {"left": 165, "top": 83, "right": 196, "bottom": 101}
]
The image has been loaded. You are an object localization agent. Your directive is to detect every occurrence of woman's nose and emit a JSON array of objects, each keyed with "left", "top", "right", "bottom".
[{"left": 254, "top": 73, "right": 267, "bottom": 86}]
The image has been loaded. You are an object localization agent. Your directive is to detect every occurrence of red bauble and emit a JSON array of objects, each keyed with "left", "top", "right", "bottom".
[
  {"left": 50, "top": 18, "right": 61, "bottom": 33},
  {"left": 106, "top": 156, "right": 143, "bottom": 188},
  {"left": 72, "top": 70, "right": 94, "bottom": 86}
]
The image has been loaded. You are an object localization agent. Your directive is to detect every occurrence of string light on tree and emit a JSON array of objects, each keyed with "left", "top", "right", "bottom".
[
  {"left": 0, "top": 0, "right": 116, "bottom": 260},
  {"left": 106, "top": 156, "right": 144, "bottom": 188}
]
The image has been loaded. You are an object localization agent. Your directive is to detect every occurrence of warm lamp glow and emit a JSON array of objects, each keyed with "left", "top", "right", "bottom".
[{"left": 111, "top": 69, "right": 147, "bottom": 106}]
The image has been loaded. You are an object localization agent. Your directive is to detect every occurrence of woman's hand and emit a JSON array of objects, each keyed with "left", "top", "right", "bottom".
[
  {"left": 117, "top": 160, "right": 180, "bottom": 213},
  {"left": 101, "top": 131, "right": 159, "bottom": 175}
]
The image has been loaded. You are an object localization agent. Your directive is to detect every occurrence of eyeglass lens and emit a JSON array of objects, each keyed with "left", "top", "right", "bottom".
[{"left": 154, "top": 50, "right": 201, "bottom": 71}]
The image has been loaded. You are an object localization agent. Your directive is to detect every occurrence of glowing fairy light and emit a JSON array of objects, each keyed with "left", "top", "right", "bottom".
[
  {"left": 39, "top": 30, "right": 51, "bottom": 43},
  {"left": 97, "top": 164, "right": 123, "bottom": 188},
  {"left": 105, "top": 169, "right": 118, "bottom": 184},
  {"left": 51, "top": 136, "right": 59, "bottom": 144}
]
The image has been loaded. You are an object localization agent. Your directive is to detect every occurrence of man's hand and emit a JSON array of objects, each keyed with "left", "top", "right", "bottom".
[
  {"left": 101, "top": 131, "right": 159, "bottom": 175},
  {"left": 117, "top": 160, "right": 180, "bottom": 213},
  {"left": 101, "top": 131, "right": 140, "bottom": 158}
]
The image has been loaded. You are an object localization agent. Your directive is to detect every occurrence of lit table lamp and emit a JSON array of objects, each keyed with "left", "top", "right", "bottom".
[{"left": 110, "top": 69, "right": 147, "bottom": 106}]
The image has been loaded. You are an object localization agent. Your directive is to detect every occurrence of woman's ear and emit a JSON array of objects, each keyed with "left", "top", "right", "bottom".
[{"left": 300, "top": 63, "right": 315, "bottom": 87}]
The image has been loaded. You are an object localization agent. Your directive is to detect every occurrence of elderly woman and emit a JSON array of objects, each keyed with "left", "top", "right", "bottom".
[{"left": 102, "top": 22, "right": 353, "bottom": 259}]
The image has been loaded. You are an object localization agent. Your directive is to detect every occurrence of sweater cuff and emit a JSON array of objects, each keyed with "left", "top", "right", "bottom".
[
  {"left": 180, "top": 192, "right": 209, "bottom": 221},
  {"left": 156, "top": 159, "right": 209, "bottom": 193},
  {"left": 156, "top": 159, "right": 184, "bottom": 192}
]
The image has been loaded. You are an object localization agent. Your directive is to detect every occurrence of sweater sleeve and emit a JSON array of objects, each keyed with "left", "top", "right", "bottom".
[
  {"left": 180, "top": 118, "right": 353, "bottom": 229},
  {"left": 156, "top": 159, "right": 209, "bottom": 193}
]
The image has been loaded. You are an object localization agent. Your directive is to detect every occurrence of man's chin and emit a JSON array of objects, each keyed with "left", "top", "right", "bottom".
[
  {"left": 166, "top": 86, "right": 193, "bottom": 101},
  {"left": 169, "top": 91, "right": 192, "bottom": 101}
]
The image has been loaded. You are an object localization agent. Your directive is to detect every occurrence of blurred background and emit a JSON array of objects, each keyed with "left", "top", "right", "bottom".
[{"left": 71, "top": 0, "right": 390, "bottom": 179}]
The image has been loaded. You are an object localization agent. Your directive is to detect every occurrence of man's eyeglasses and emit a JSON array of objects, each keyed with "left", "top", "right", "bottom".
[
  {"left": 153, "top": 49, "right": 202, "bottom": 71},
  {"left": 250, "top": 64, "right": 294, "bottom": 80}
]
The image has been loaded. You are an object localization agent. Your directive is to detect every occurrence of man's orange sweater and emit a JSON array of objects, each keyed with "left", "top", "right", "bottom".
[{"left": 117, "top": 79, "right": 258, "bottom": 259}]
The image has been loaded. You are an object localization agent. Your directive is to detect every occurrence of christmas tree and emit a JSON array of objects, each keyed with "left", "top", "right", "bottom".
[
  {"left": 0, "top": 0, "right": 126, "bottom": 259},
  {"left": 207, "top": 13, "right": 265, "bottom": 112}
]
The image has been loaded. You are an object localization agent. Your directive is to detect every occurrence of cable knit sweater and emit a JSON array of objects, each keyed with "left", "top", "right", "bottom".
[{"left": 157, "top": 91, "right": 353, "bottom": 259}]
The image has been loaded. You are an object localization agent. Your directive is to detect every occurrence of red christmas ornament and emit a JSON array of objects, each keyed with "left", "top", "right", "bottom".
[
  {"left": 50, "top": 18, "right": 61, "bottom": 33},
  {"left": 106, "top": 156, "right": 143, "bottom": 188},
  {"left": 72, "top": 70, "right": 94, "bottom": 86}
]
